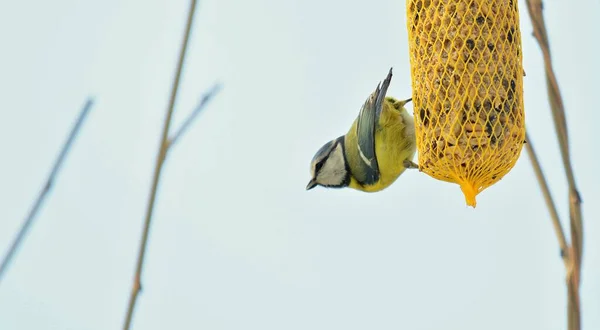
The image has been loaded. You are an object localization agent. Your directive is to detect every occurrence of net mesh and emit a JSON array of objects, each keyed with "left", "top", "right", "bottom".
[{"left": 406, "top": 0, "right": 526, "bottom": 207}]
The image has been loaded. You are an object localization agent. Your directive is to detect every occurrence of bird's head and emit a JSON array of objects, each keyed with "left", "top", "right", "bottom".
[{"left": 306, "top": 136, "right": 350, "bottom": 190}]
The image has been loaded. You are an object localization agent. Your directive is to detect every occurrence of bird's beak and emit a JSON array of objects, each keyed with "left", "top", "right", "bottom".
[
  {"left": 306, "top": 178, "right": 317, "bottom": 190},
  {"left": 404, "top": 97, "right": 412, "bottom": 104}
]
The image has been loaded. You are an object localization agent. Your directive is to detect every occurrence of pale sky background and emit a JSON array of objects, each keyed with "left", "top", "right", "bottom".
[{"left": 0, "top": 0, "right": 598, "bottom": 329}]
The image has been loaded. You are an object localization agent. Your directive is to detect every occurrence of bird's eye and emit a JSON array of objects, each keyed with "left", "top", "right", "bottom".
[{"left": 315, "top": 160, "right": 324, "bottom": 173}]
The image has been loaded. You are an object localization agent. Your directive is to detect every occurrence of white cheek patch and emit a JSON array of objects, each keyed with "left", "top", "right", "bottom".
[{"left": 317, "top": 144, "right": 346, "bottom": 185}]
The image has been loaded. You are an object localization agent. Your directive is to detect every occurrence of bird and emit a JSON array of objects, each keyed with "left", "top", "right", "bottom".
[{"left": 306, "top": 67, "right": 418, "bottom": 193}]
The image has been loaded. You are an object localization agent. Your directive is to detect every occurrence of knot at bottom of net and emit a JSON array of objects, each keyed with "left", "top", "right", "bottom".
[{"left": 459, "top": 179, "right": 479, "bottom": 208}]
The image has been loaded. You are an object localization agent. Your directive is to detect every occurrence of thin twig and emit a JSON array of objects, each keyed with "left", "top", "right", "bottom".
[
  {"left": 523, "top": 133, "right": 568, "bottom": 266},
  {"left": 525, "top": 0, "right": 583, "bottom": 260},
  {"left": 524, "top": 1, "right": 583, "bottom": 330},
  {"left": 122, "top": 0, "right": 198, "bottom": 329},
  {"left": 168, "top": 82, "right": 222, "bottom": 148},
  {"left": 0, "top": 98, "right": 94, "bottom": 283}
]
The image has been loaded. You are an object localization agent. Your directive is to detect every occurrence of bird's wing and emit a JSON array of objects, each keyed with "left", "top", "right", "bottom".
[{"left": 354, "top": 67, "right": 393, "bottom": 185}]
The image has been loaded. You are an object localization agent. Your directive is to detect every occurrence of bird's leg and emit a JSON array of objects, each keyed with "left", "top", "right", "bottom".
[{"left": 403, "top": 159, "right": 419, "bottom": 169}]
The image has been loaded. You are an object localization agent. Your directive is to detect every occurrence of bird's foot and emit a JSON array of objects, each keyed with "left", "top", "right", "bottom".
[{"left": 403, "top": 160, "right": 419, "bottom": 169}]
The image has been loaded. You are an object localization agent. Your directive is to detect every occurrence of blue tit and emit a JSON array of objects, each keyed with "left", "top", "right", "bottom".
[{"left": 306, "top": 67, "right": 418, "bottom": 192}]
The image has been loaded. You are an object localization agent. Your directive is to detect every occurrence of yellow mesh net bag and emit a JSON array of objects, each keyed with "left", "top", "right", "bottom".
[{"left": 406, "top": 0, "right": 526, "bottom": 207}]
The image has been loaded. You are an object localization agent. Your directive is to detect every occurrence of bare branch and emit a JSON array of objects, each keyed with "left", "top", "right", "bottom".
[
  {"left": 524, "top": 133, "right": 568, "bottom": 266},
  {"left": 168, "top": 82, "right": 222, "bottom": 148},
  {"left": 0, "top": 98, "right": 94, "bottom": 283},
  {"left": 524, "top": 1, "right": 584, "bottom": 329},
  {"left": 121, "top": 0, "right": 199, "bottom": 329}
]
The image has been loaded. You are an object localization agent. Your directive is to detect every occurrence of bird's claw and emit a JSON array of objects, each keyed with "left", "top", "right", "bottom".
[{"left": 403, "top": 160, "right": 419, "bottom": 169}]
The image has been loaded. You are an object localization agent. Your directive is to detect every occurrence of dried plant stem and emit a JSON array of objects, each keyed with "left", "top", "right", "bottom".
[
  {"left": 0, "top": 98, "right": 94, "bottom": 284},
  {"left": 168, "top": 82, "right": 222, "bottom": 148},
  {"left": 122, "top": 0, "right": 198, "bottom": 329},
  {"left": 524, "top": 1, "right": 583, "bottom": 330},
  {"left": 524, "top": 133, "right": 568, "bottom": 266}
]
